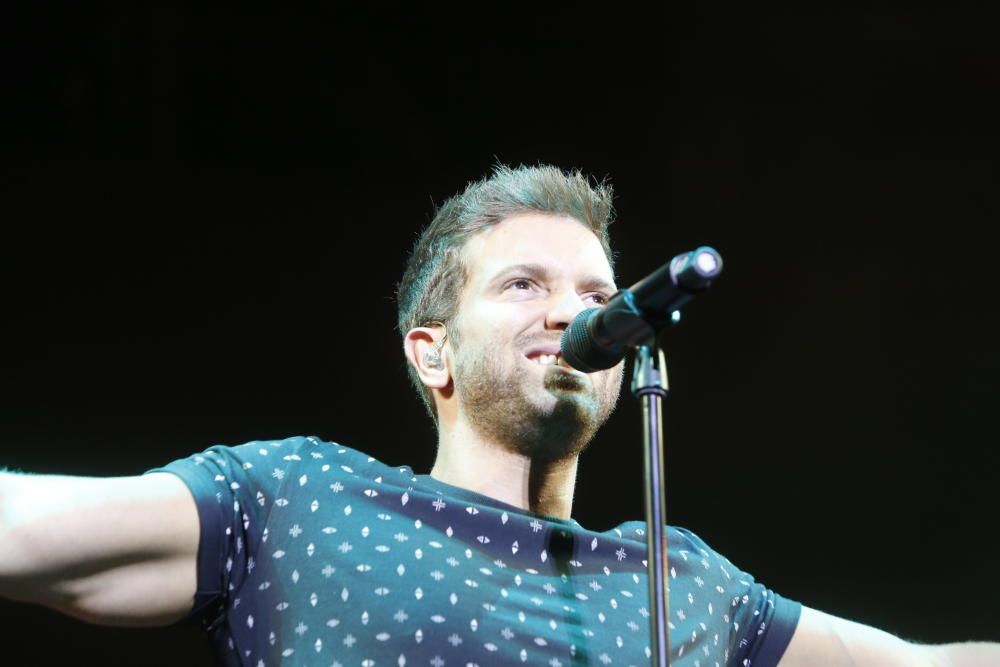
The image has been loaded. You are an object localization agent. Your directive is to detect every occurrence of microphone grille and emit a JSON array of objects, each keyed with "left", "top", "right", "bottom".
[{"left": 561, "top": 308, "right": 602, "bottom": 373}]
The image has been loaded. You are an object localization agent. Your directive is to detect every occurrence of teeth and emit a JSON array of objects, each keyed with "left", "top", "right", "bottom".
[{"left": 536, "top": 354, "right": 558, "bottom": 365}]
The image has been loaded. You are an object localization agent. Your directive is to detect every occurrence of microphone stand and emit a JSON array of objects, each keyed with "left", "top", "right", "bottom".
[
  {"left": 563, "top": 245, "right": 722, "bottom": 667},
  {"left": 631, "top": 340, "right": 671, "bottom": 667}
]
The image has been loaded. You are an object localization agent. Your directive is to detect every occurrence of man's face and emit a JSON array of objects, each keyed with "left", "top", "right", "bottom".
[{"left": 448, "top": 213, "right": 624, "bottom": 459}]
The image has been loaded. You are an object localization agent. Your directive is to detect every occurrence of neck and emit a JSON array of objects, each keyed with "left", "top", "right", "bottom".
[{"left": 430, "top": 418, "right": 579, "bottom": 519}]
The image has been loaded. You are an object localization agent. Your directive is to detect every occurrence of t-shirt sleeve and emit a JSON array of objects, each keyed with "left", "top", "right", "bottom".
[
  {"left": 143, "top": 435, "right": 314, "bottom": 627},
  {"left": 674, "top": 526, "right": 802, "bottom": 667}
]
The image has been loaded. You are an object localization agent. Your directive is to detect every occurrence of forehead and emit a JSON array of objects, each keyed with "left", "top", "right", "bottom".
[{"left": 461, "top": 213, "right": 614, "bottom": 286}]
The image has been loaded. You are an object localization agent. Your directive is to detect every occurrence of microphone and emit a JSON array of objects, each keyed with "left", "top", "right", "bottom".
[{"left": 560, "top": 247, "right": 723, "bottom": 372}]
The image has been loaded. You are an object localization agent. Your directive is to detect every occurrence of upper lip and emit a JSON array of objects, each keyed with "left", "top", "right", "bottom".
[
  {"left": 524, "top": 344, "right": 579, "bottom": 371},
  {"left": 525, "top": 344, "right": 562, "bottom": 359}
]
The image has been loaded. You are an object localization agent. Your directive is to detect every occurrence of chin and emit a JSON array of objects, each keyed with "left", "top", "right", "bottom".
[
  {"left": 537, "top": 386, "right": 600, "bottom": 426},
  {"left": 543, "top": 368, "right": 590, "bottom": 396}
]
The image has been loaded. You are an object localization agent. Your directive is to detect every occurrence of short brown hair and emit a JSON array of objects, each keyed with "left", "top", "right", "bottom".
[{"left": 396, "top": 163, "right": 616, "bottom": 423}]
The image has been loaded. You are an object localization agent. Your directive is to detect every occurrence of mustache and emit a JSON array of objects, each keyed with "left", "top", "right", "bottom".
[{"left": 515, "top": 334, "right": 564, "bottom": 350}]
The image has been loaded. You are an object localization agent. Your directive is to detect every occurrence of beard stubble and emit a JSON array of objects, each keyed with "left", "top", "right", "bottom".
[{"left": 452, "top": 334, "right": 622, "bottom": 461}]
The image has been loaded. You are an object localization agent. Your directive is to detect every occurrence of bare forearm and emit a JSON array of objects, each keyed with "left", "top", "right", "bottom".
[
  {"left": 0, "top": 468, "right": 41, "bottom": 537},
  {"left": 932, "top": 641, "right": 1000, "bottom": 667},
  {"left": 0, "top": 470, "right": 15, "bottom": 550},
  {"left": 0, "top": 468, "right": 120, "bottom": 607},
  {"left": 0, "top": 470, "right": 20, "bottom": 598}
]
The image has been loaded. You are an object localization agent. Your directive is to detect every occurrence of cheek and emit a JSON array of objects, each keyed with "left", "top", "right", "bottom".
[{"left": 464, "top": 304, "right": 537, "bottom": 345}]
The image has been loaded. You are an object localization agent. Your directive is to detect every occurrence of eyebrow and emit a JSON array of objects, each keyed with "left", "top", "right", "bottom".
[{"left": 488, "top": 263, "right": 617, "bottom": 295}]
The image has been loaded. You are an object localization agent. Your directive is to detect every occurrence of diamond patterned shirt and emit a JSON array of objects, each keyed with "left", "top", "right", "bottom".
[{"left": 146, "top": 435, "right": 801, "bottom": 667}]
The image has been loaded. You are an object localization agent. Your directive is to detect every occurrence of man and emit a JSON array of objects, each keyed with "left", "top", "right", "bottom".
[{"left": 0, "top": 164, "right": 995, "bottom": 666}]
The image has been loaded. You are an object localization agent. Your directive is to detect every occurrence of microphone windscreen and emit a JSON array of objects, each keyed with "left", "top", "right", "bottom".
[{"left": 561, "top": 308, "right": 617, "bottom": 373}]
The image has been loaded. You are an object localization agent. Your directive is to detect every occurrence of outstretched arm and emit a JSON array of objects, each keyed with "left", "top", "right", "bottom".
[
  {"left": 0, "top": 469, "right": 199, "bottom": 627},
  {"left": 778, "top": 606, "right": 998, "bottom": 667},
  {"left": 932, "top": 643, "right": 1000, "bottom": 667}
]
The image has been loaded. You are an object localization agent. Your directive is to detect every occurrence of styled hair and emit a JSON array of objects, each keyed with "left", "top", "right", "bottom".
[{"left": 396, "top": 163, "right": 616, "bottom": 423}]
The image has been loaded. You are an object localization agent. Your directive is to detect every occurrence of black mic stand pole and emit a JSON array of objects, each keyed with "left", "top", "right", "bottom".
[
  {"left": 631, "top": 339, "right": 671, "bottom": 667},
  {"left": 562, "top": 246, "right": 722, "bottom": 667}
]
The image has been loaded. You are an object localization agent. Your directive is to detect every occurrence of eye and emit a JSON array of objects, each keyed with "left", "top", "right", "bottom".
[
  {"left": 504, "top": 278, "right": 537, "bottom": 292},
  {"left": 587, "top": 292, "right": 610, "bottom": 306}
]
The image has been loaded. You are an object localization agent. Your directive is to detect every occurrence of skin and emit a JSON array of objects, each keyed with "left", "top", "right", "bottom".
[{"left": 404, "top": 213, "right": 625, "bottom": 519}]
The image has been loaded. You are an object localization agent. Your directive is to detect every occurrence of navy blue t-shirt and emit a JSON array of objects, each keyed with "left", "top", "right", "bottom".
[{"left": 147, "top": 436, "right": 800, "bottom": 667}]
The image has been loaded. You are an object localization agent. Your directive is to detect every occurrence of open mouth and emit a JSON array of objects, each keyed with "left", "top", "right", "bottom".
[
  {"left": 530, "top": 352, "right": 561, "bottom": 366},
  {"left": 525, "top": 350, "right": 582, "bottom": 373}
]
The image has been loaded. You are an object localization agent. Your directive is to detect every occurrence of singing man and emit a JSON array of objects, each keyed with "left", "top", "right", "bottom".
[{"left": 1, "top": 164, "right": 995, "bottom": 666}]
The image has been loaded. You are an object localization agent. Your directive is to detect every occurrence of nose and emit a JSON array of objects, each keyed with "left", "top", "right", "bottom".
[{"left": 545, "top": 289, "right": 589, "bottom": 331}]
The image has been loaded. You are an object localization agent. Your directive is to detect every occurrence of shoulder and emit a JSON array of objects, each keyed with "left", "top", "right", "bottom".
[
  {"left": 161, "top": 435, "right": 396, "bottom": 472},
  {"left": 296, "top": 436, "right": 416, "bottom": 482},
  {"left": 145, "top": 435, "right": 410, "bottom": 506},
  {"left": 609, "top": 521, "right": 719, "bottom": 554}
]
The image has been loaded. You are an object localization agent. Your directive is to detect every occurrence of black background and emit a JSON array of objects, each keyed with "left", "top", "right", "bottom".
[{"left": 2, "top": 5, "right": 997, "bottom": 665}]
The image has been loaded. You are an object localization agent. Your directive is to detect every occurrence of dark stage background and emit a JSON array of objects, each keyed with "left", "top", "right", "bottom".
[{"left": 2, "top": 5, "right": 997, "bottom": 665}]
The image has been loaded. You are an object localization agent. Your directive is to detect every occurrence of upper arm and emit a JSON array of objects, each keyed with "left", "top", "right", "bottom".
[
  {"left": 0, "top": 471, "right": 200, "bottom": 627},
  {"left": 778, "top": 605, "right": 941, "bottom": 667}
]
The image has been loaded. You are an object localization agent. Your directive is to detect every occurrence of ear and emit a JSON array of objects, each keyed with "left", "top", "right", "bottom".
[{"left": 404, "top": 326, "right": 451, "bottom": 390}]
